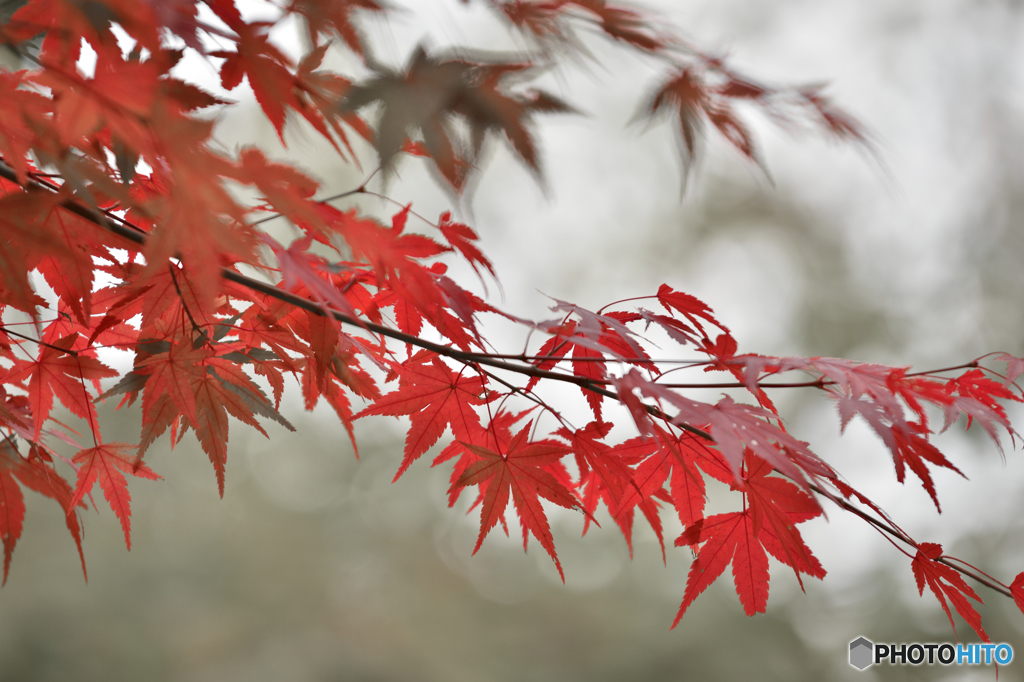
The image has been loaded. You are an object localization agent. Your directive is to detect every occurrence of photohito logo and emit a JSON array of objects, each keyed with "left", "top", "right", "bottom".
[{"left": 849, "top": 637, "right": 1013, "bottom": 670}]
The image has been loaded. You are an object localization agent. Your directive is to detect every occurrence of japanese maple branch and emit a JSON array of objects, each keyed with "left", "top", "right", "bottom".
[
  {"left": 0, "top": 160, "right": 688, "bottom": 422},
  {"left": 2, "top": 161, "right": 1014, "bottom": 601}
]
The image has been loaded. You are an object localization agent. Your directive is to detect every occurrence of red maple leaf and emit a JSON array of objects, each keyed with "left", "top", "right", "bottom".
[
  {"left": 564, "top": 427, "right": 666, "bottom": 557},
  {"left": 437, "top": 211, "right": 495, "bottom": 280},
  {"left": 657, "top": 284, "right": 728, "bottom": 334},
  {"left": 742, "top": 455, "right": 824, "bottom": 586},
  {"left": 0, "top": 454, "right": 25, "bottom": 584},
  {"left": 288, "top": 0, "right": 385, "bottom": 56},
  {"left": 1, "top": 441, "right": 86, "bottom": 583},
  {"left": 450, "top": 422, "right": 577, "bottom": 580},
  {"left": 613, "top": 426, "right": 727, "bottom": 540},
  {"left": 527, "top": 313, "right": 652, "bottom": 420},
  {"left": 292, "top": 43, "right": 373, "bottom": 159},
  {"left": 943, "top": 368, "right": 1019, "bottom": 447},
  {"left": 673, "top": 510, "right": 767, "bottom": 623},
  {"left": 555, "top": 420, "right": 632, "bottom": 503},
  {"left": 191, "top": 360, "right": 278, "bottom": 496},
  {"left": 911, "top": 542, "right": 988, "bottom": 642},
  {"left": 673, "top": 453, "right": 824, "bottom": 623},
  {"left": 137, "top": 341, "right": 212, "bottom": 427},
  {"left": 68, "top": 442, "right": 160, "bottom": 550},
  {"left": 1011, "top": 572, "right": 1024, "bottom": 616},
  {"left": 213, "top": 22, "right": 297, "bottom": 140},
  {"left": 355, "top": 353, "right": 493, "bottom": 480},
  {"left": 3, "top": 334, "right": 117, "bottom": 441},
  {"left": 554, "top": 421, "right": 674, "bottom": 558}
]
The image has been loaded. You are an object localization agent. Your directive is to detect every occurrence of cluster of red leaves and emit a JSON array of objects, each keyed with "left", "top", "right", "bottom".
[{"left": 0, "top": 0, "right": 1020, "bottom": 642}]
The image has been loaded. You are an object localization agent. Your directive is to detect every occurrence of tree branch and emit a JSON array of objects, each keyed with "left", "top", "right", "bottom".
[{"left": 0, "top": 160, "right": 1013, "bottom": 604}]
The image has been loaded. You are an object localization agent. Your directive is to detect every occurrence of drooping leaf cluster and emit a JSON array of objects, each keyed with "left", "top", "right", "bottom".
[{"left": 0, "top": 0, "right": 1019, "bottom": 642}]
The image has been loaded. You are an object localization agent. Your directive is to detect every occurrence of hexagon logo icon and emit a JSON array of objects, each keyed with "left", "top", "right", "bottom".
[{"left": 849, "top": 637, "right": 874, "bottom": 670}]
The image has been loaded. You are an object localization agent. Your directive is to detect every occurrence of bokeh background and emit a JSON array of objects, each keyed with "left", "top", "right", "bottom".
[{"left": 2, "top": 0, "right": 1024, "bottom": 679}]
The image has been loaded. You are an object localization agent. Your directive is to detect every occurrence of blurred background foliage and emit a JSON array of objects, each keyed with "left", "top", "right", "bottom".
[{"left": 2, "top": 0, "right": 1024, "bottom": 680}]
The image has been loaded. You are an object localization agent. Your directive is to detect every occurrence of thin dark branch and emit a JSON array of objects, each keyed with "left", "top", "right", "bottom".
[
  {"left": 811, "top": 483, "right": 1013, "bottom": 599},
  {"left": 0, "top": 324, "right": 78, "bottom": 357}
]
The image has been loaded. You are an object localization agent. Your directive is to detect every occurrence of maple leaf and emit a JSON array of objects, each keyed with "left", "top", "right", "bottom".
[
  {"left": 613, "top": 427, "right": 726, "bottom": 536},
  {"left": 656, "top": 284, "right": 728, "bottom": 339},
  {"left": 1011, "top": 572, "right": 1024, "bottom": 616},
  {"left": 340, "top": 46, "right": 573, "bottom": 191},
  {"left": 138, "top": 341, "right": 213, "bottom": 429},
  {"left": 288, "top": 0, "right": 385, "bottom": 56},
  {"left": 911, "top": 542, "right": 989, "bottom": 642},
  {"left": 741, "top": 455, "right": 824, "bottom": 586},
  {"left": 139, "top": 117, "right": 257, "bottom": 304},
  {"left": 673, "top": 510, "right": 768, "bottom": 623},
  {"left": 672, "top": 452, "right": 824, "bottom": 624},
  {"left": 554, "top": 421, "right": 676, "bottom": 559},
  {"left": 578, "top": 1, "right": 665, "bottom": 52},
  {"left": 3, "top": 334, "right": 117, "bottom": 441},
  {"left": 355, "top": 354, "right": 493, "bottom": 480},
  {"left": 212, "top": 21, "right": 297, "bottom": 141},
  {"left": 68, "top": 442, "right": 160, "bottom": 550},
  {"left": 642, "top": 68, "right": 708, "bottom": 167},
  {"left": 997, "top": 353, "right": 1024, "bottom": 386},
  {"left": 263, "top": 233, "right": 360, "bottom": 323},
  {"left": 0, "top": 72, "right": 52, "bottom": 184},
  {"left": 0, "top": 440, "right": 86, "bottom": 583},
  {"left": 498, "top": 1, "right": 664, "bottom": 53},
  {"left": 131, "top": 339, "right": 289, "bottom": 492},
  {"left": 450, "top": 422, "right": 577, "bottom": 580},
  {"left": 0, "top": 456, "right": 25, "bottom": 585},
  {"left": 437, "top": 211, "right": 495, "bottom": 280},
  {"left": 191, "top": 361, "right": 277, "bottom": 496},
  {"left": 292, "top": 43, "right": 373, "bottom": 158}
]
